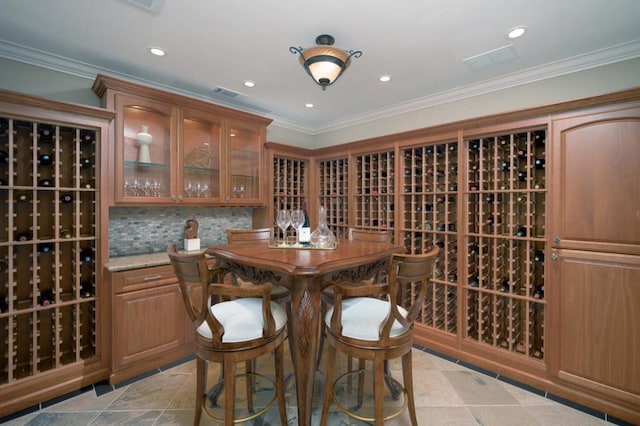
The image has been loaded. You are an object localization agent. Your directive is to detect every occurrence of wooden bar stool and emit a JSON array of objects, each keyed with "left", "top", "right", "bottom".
[
  {"left": 319, "top": 247, "right": 439, "bottom": 426},
  {"left": 167, "top": 244, "right": 288, "bottom": 426}
]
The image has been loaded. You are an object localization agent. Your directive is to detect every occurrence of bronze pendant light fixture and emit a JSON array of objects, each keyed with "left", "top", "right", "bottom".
[{"left": 290, "top": 34, "right": 362, "bottom": 90}]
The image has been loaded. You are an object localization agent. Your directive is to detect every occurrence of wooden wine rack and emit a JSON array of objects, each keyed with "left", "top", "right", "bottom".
[
  {"left": 353, "top": 151, "right": 395, "bottom": 232},
  {"left": 317, "top": 157, "right": 349, "bottom": 240},
  {"left": 464, "top": 129, "right": 546, "bottom": 360},
  {"left": 0, "top": 117, "right": 98, "bottom": 385},
  {"left": 272, "top": 156, "right": 307, "bottom": 239},
  {"left": 401, "top": 141, "right": 459, "bottom": 334}
]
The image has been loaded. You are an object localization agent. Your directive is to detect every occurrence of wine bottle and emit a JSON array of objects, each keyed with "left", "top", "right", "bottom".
[
  {"left": 38, "top": 289, "right": 54, "bottom": 306},
  {"left": 534, "top": 158, "right": 545, "bottom": 169},
  {"left": 0, "top": 178, "right": 7, "bottom": 186},
  {"left": 0, "top": 298, "right": 7, "bottom": 314},
  {"left": 80, "top": 247, "right": 93, "bottom": 262},
  {"left": 533, "top": 285, "right": 544, "bottom": 300},
  {"left": 469, "top": 140, "right": 480, "bottom": 151},
  {"left": 485, "top": 215, "right": 500, "bottom": 226},
  {"left": 516, "top": 149, "right": 527, "bottom": 159},
  {"left": 534, "top": 249, "right": 545, "bottom": 262},
  {"left": 469, "top": 275, "right": 479, "bottom": 288},
  {"left": 39, "top": 153, "right": 53, "bottom": 165},
  {"left": 16, "top": 191, "right": 32, "bottom": 202},
  {"left": 15, "top": 231, "right": 31, "bottom": 242},
  {"left": 60, "top": 193, "right": 73, "bottom": 203},
  {"left": 0, "top": 150, "right": 8, "bottom": 162},
  {"left": 517, "top": 171, "right": 527, "bottom": 182},
  {"left": 79, "top": 157, "right": 92, "bottom": 168},
  {"left": 499, "top": 279, "right": 511, "bottom": 293},
  {"left": 501, "top": 161, "right": 510, "bottom": 171},
  {"left": 80, "top": 281, "right": 93, "bottom": 298},
  {"left": 516, "top": 194, "right": 527, "bottom": 204},
  {"left": 38, "top": 178, "right": 53, "bottom": 187},
  {"left": 38, "top": 243, "right": 54, "bottom": 253},
  {"left": 79, "top": 130, "right": 94, "bottom": 144},
  {"left": 60, "top": 228, "right": 72, "bottom": 239},
  {"left": 299, "top": 201, "right": 311, "bottom": 245},
  {"left": 515, "top": 226, "right": 527, "bottom": 237},
  {"left": 38, "top": 125, "right": 54, "bottom": 142}
]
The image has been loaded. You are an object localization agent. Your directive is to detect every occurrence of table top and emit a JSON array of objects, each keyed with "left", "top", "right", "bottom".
[{"left": 205, "top": 239, "right": 404, "bottom": 277}]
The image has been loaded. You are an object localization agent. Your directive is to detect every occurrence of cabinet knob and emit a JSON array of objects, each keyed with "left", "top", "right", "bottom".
[
  {"left": 551, "top": 253, "right": 558, "bottom": 261},
  {"left": 553, "top": 236, "right": 561, "bottom": 244}
]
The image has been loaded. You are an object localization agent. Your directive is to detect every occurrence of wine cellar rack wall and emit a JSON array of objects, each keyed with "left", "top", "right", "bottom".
[
  {"left": 312, "top": 127, "right": 547, "bottom": 363},
  {"left": 272, "top": 156, "right": 307, "bottom": 239},
  {"left": 354, "top": 151, "right": 395, "bottom": 233},
  {"left": 0, "top": 117, "right": 99, "bottom": 385},
  {"left": 401, "top": 141, "right": 459, "bottom": 335},
  {"left": 317, "top": 157, "right": 349, "bottom": 240},
  {"left": 464, "top": 129, "right": 546, "bottom": 360}
]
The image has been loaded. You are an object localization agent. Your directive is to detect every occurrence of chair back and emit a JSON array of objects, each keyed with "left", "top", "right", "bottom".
[
  {"left": 167, "top": 243, "right": 279, "bottom": 347},
  {"left": 348, "top": 227, "right": 392, "bottom": 243},
  {"left": 226, "top": 228, "right": 272, "bottom": 243},
  {"left": 167, "top": 243, "right": 212, "bottom": 326},
  {"left": 328, "top": 246, "right": 439, "bottom": 344}
]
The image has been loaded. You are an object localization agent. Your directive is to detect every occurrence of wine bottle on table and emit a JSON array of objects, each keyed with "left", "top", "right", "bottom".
[{"left": 299, "top": 201, "right": 311, "bottom": 246}]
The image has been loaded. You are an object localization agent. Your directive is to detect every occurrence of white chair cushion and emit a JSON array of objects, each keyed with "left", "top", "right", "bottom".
[
  {"left": 197, "top": 298, "right": 287, "bottom": 343},
  {"left": 325, "top": 297, "right": 410, "bottom": 341}
]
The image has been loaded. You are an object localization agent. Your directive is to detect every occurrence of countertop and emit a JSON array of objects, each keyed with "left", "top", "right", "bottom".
[{"left": 105, "top": 248, "right": 209, "bottom": 272}]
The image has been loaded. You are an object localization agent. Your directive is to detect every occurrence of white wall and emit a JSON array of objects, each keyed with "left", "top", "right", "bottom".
[{"left": 2, "top": 56, "right": 639, "bottom": 149}]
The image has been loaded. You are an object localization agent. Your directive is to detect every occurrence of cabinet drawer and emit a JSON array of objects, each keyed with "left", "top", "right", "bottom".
[{"left": 112, "top": 264, "right": 177, "bottom": 294}]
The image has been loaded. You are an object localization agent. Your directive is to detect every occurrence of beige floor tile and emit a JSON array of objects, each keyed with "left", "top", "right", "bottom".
[
  {"left": 442, "top": 370, "right": 518, "bottom": 405},
  {"left": 107, "top": 373, "right": 191, "bottom": 411},
  {"left": 467, "top": 405, "right": 540, "bottom": 426},
  {"left": 526, "top": 404, "right": 607, "bottom": 425},
  {"left": 44, "top": 386, "right": 128, "bottom": 413},
  {"left": 89, "top": 410, "right": 162, "bottom": 425}
]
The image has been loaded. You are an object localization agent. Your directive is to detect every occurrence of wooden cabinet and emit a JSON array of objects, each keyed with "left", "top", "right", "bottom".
[
  {"left": 0, "top": 91, "right": 113, "bottom": 417},
  {"left": 109, "top": 264, "right": 193, "bottom": 384},
  {"left": 92, "top": 74, "right": 271, "bottom": 206},
  {"left": 547, "top": 104, "right": 640, "bottom": 422}
]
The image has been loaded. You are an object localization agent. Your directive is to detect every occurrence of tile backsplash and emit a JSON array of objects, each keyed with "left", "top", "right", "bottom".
[{"left": 108, "top": 206, "right": 253, "bottom": 258}]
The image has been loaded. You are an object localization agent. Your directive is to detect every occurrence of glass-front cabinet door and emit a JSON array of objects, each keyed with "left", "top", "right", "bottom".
[
  {"left": 180, "top": 108, "right": 223, "bottom": 203},
  {"left": 116, "top": 94, "right": 175, "bottom": 203},
  {"left": 225, "top": 120, "right": 263, "bottom": 203}
]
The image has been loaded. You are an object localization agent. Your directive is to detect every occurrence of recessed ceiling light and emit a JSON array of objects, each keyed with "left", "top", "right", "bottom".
[
  {"left": 507, "top": 26, "right": 527, "bottom": 39},
  {"left": 149, "top": 47, "right": 166, "bottom": 56},
  {"left": 243, "top": 80, "right": 255, "bottom": 88},
  {"left": 379, "top": 75, "right": 391, "bottom": 82},
  {"left": 305, "top": 103, "right": 314, "bottom": 108}
]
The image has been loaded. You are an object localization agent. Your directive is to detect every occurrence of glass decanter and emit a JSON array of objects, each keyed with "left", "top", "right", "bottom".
[{"left": 310, "top": 205, "right": 336, "bottom": 248}]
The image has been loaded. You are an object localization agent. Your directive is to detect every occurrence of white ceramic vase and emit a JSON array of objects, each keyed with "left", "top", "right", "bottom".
[{"left": 136, "top": 125, "right": 153, "bottom": 163}]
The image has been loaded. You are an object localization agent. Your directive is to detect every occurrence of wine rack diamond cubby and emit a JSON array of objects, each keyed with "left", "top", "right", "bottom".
[{"left": 0, "top": 92, "right": 112, "bottom": 417}]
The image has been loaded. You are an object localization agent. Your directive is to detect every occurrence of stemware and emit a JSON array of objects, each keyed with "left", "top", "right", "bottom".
[
  {"left": 276, "top": 209, "right": 291, "bottom": 246},
  {"left": 290, "top": 209, "right": 304, "bottom": 247}
]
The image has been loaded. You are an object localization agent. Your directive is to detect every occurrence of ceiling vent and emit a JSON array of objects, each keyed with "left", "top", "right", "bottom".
[
  {"left": 118, "top": 0, "right": 166, "bottom": 14},
  {"left": 213, "top": 86, "right": 247, "bottom": 99},
  {"left": 463, "top": 44, "right": 518, "bottom": 70}
]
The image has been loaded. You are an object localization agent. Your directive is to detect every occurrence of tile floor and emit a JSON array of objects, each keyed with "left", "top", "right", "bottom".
[{"left": 1, "top": 342, "right": 628, "bottom": 426}]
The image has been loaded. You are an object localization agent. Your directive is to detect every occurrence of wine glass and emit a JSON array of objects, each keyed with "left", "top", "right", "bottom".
[
  {"left": 276, "top": 209, "right": 291, "bottom": 246},
  {"left": 290, "top": 210, "right": 304, "bottom": 247}
]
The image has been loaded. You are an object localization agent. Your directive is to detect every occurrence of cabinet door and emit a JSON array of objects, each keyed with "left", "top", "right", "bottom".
[
  {"left": 551, "top": 106, "right": 640, "bottom": 255},
  {"left": 112, "top": 283, "right": 185, "bottom": 371},
  {"left": 225, "top": 119, "right": 264, "bottom": 204},
  {"left": 548, "top": 249, "right": 640, "bottom": 406},
  {"left": 180, "top": 108, "right": 223, "bottom": 203},
  {"left": 115, "top": 94, "right": 176, "bottom": 203}
]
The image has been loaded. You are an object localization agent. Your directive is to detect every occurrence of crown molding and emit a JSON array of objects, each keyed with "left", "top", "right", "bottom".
[{"left": 2, "top": 38, "right": 639, "bottom": 136}]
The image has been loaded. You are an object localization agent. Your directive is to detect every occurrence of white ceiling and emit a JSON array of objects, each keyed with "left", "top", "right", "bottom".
[{"left": 1, "top": 0, "right": 639, "bottom": 135}]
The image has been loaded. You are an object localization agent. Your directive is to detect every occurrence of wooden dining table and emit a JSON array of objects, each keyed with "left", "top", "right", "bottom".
[{"left": 205, "top": 238, "right": 404, "bottom": 426}]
